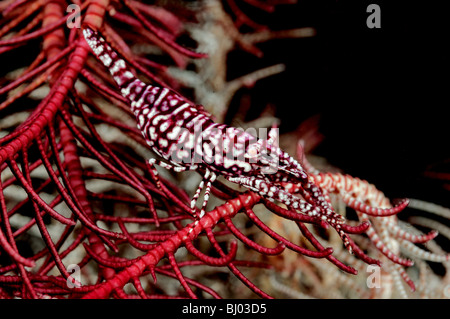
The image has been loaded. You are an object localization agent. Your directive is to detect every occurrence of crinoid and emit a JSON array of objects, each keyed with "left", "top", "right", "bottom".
[{"left": 0, "top": 0, "right": 448, "bottom": 300}]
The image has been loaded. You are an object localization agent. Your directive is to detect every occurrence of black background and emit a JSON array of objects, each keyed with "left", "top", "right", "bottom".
[{"left": 227, "top": 0, "right": 449, "bottom": 207}]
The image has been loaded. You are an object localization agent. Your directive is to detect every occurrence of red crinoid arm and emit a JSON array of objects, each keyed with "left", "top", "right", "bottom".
[
  {"left": 242, "top": 0, "right": 276, "bottom": 12},
  {"left": 243, "top": 207, "right": 333, "bottom": 258},
  {"left": 343, "top": 195, "right": 410, "bottom": 217},
  {"left": 69, "top": 93, "right": 145, "bottom": 189},
  {"left": 131, "top": 277, "right": 148, "bottom": 299},
  {"left": 23, "top": 51, "right": 46, "bottom": 77},
  {"left": 8, "top": 158, "right": 75, "bottom": 226},
  {"left": 0, "top": 61, "right": 63, "bottom": 112},
  {"left": 121, "top": 0, "right": 207, "bottom": 59},
  {"left": 10, "top": 181, "right": 60, "bottom": 238},
  {"left": 184, "top": 239, "right": 238, "bottom": 267},
  {"left": 68, "top": 91, "right": 162, "bottom": 225},
  {"left": 41, "top": 0, "right": 66, "bottom": 59},
  {"left": 18, "top": 147, "right": 81, "bottom": 285},
  {"left": 59, "top": 0, "right": 126, "bottom": 294},
  {"left": 312, "top": 172, "right": 410, "bottom": 217},
  {"left": 82, "top": 192, "right": 260, "bottom": 299},
  {"left": 226, "top": 0, "right": 268, "bottom": 31},
  {"left": 224, "top": 216, "right": 286, "bottom": 255},
  {"left": 205, "top": 227, "right": 274, "bottom": 299},
  {"left": 167, "top": 253, "right": 197, "bottom": 298},
  {"left": 0, "top": 1, "right": 89, "bottom": 46},
  {"left": 0, "top": 43, "right": 76, "bottom": 95},
  {"left": 35, "top": 135, "right": 124, "bottom": 240},
  {"left": 55, "top": 119, "right": 124, "bottom": 258},
  {"left": 58, "top": 106, "right": 160, "bottom": 226},
  {"left": 154, "top": 267, "right": 222, "bottom": 299},
  {"left": 0, "top": 7, "right": 43, "bottom": 55},
  {"left": 83, "top": 243, "right": 136, "bottom": 269},
  {"left": 0, "top": 180, "right": 37, "bottom": 298},
  {"left": 312, "top": 173, "right": 368, "bottom": 196},
  {"left": 37, "top": 230, "right": 87, "bottom": 277},
  {"left": 101, "top": 21, "right": 171, "bottom": 85},
  {"left": 79, "top": 68, "right": 130, "bottom": 105},
  {"left": 0, "top": 0, "right": 107, "bottom": 163},
  {"left": 344, "top": 235, "right": 382, "bottom": 267},
  {"left": 2, "top": 0, "right": 33, "bottom": 17},
  {"left": 0, "top": 0, "right": 117, "bottom": 299},
  {"left": 296, "top": 222, "right": 358, "bottom": 275},
  {"left": 130, "top": 2, "right": 183, "bottom": 35},
  {"left": 262, "top": 197, "right": 328, "bottom": 227},
  {"left": 116, "top": 218, "right": 159, "bottom": 251},
  {"left": 0, "top": 0, "right": 43, "bottom": 38},
  {"left": 341, "top": 222, "right": 371, "bottom": 234}
]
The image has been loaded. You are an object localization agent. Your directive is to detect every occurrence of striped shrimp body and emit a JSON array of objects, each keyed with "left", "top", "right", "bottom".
[{"left": 82, "top": 27, "right": 350, "bottom": 250}]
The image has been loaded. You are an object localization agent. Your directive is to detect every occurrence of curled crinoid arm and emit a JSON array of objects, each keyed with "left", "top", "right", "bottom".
[
  {"left": 184, "top": 239, "right": 238, "bottom": 266},
  {"left": 204, "top": 227, "right": 273, "bottom": 299},
  {"left": 313, "top": 173, "right": 410, "bottom": 216},
  {"left": 287, "top": 149, "right": 447, "bottom": 294},
  {"left": 244, "top": 205, "right": 332, "bottom": 258},
  {"left": 342, "top": 195, "right": 410, "bottom": 217},
  {"left": 121, "top": 0, "right": 208, "bottom": 60}
]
